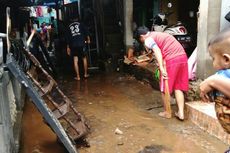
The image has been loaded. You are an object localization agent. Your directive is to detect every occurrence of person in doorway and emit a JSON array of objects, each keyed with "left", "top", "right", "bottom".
[
  {"left": 199, "top": 28, "right": 230, "bottom": 138},
  {"left": 66, "top": 14, "right": 90, "bottom": 81},
  {"left": 136, "top": 26, "right": 189, "bottom": 120},
  {"left": 40, "top": 22, "right": 48, "bottom": 47}
]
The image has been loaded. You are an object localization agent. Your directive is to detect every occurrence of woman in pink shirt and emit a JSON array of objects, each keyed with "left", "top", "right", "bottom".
[{"left": 137, "top": 26, "right": 189, "bottom": 120}]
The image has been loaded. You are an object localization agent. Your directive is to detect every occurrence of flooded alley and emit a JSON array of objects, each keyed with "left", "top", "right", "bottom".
[
  {"left": 21, "top": 72, "right": 228, "bottom": 153},
  {"left": 2, "top": 0, "right": 230, "bottom": 153}
]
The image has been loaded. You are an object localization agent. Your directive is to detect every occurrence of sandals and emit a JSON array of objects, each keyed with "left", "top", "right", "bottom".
[
  {"left": 158, "top": 111, "right": 172, "bottom": 119},
  {"left": 174, "top": 112, "right": 184, "bottom": 121}
]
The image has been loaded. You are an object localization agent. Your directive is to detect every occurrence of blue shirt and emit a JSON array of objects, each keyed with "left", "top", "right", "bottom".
[
  {"left": 215, "top": 69, "right": 230, "bottom": 96},
  {"left": 216, "top": 69, "right": 230, "bottom": 78}
]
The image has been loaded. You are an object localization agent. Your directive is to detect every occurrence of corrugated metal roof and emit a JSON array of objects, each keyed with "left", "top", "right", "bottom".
[
  {"left": 36, "top": 0, "right": 78, "bottom": 6},
  {"left": 0, "top": 0, "right": 33, "bottom": 7}
]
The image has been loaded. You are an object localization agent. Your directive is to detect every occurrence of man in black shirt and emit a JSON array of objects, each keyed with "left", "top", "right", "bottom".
[{"left": 66, "top": 14, "right": 90, "bottom": 80}]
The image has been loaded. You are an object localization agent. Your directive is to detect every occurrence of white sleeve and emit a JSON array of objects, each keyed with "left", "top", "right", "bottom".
[{"left": 144, "top": 37, "right": 157, "bottom": 49}]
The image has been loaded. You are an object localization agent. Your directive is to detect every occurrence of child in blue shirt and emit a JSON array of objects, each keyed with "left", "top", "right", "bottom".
[{"left": 200, "top": 27, "right": 230, "bottom": 138}]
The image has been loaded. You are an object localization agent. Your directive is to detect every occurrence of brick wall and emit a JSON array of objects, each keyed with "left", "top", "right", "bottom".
[{"left": 186, "top": 102, "right": 230, "bottom": 145}]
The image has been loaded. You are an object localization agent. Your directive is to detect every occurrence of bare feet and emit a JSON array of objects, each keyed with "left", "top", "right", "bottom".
[
  {"left": 175, "top": 112, "right": 184, "bottom": 121},
  {"left": 84, "top": 74, "right": 90, "bottom": 78},
  {"left": 74, "top": 77, "right": 80, "bottom": 81},
  {"left": 158, "top": 111, "right": 172, "bottom": 119}
]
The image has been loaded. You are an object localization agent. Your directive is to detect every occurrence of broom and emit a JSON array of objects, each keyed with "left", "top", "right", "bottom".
[
  {"left": 163, "top": 61, "right": 172, "bottom": 118},
  {"left": 164, "top": 79, "right": 172, "bottom": 117}
]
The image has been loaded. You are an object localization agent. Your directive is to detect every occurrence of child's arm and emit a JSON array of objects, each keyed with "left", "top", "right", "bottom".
[{"left": 200, "top": 75, "right": 230, "bottom": 101}]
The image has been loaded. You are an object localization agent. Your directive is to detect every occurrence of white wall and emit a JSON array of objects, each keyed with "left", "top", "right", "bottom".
[
  {"left": 197, "top": 0, "right": 221, "bottom": 79},
  {"left": 123, "top": 0, "right": 133, "bottom": 48},
  {"left": 220, "top": 0, "right": 230, "bottom": 31},
  {"left": 0, "top": 38, "right": 3, "bottom": 64}
]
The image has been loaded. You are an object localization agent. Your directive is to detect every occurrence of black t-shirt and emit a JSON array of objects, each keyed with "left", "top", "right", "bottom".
[{"left": 67, "top": 21, "right": 89, "bottom": 48}]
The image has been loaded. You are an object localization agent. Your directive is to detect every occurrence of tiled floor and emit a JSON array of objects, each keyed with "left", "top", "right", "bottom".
[
  {"left": 186, "top": 101, "right": 230, "bottom": 145},
  {"left": 187, "top": 102, "right": 217, "bottom": 118}
]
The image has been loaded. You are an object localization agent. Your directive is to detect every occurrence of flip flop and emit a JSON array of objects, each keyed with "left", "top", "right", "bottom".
[
  {"left": 158, "top": 111, "right": 172, "bottom": 119},
  {"left": 175, "top": 112, "right": 184, "bottom": 121}
]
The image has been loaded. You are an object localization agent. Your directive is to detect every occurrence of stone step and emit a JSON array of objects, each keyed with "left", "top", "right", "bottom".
[{"left": 186, "top": 101, "right": 230, "bottom": 145}]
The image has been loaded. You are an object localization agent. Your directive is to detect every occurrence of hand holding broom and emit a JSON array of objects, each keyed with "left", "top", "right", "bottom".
[{"left": 158, "top": 61, "right": 172, "bottom": 118}]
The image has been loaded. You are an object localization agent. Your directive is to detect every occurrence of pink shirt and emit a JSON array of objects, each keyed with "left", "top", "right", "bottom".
[{"left": 144, "top": 32, "right": 186, "bottom": 61}]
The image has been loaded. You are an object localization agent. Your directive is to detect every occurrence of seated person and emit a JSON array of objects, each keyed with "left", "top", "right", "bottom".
[
  {"left": 199, "top": 27, "right": 230, "bottom": 137},
  {"left": 124, "top": 39, "right": 153, "bottom": 65}
]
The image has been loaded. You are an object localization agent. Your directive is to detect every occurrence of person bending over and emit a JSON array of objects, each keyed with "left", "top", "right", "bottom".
[{"left": 137, "top": 26, "right": 189, "bottom": 120}]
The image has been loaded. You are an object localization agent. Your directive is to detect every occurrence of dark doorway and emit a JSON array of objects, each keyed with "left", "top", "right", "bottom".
[
  {"left": 178, "top": 0, "right": 200, "bottom": 46},
  {"left": 133, "top": 0, "right": 154, "bottom": 30}
]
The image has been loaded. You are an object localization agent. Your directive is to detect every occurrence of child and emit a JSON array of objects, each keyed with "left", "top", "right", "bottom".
[
  {"left": 200, "top": 27, "right": 230, "bottom": 134},
  {"left": 124, "top": 39, "right": 153, "bottom": 66},
  {"left": 66, "top": 14, "right": 90, "bottom": 81},
  {"left": 126, "top": 39, "right": 146, "bottom": 61},
  {"left": 137, "top": 26, "right": 189, "bottom": 120}
]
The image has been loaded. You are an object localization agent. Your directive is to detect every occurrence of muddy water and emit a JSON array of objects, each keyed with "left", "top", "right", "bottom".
[
  {"left": 21, "top": 72, "right": 228, "bottom": 153},
  {"left": 20, "top": 99, "right": 66, "bottom": 153}
]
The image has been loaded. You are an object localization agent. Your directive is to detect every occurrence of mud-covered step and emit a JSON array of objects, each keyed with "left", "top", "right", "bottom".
[
  {"left": 123, "top": 63, "right": 159, "bottom": 90},
  {"left": 186, "top": 102, "right": 230, "bottom": 145}
]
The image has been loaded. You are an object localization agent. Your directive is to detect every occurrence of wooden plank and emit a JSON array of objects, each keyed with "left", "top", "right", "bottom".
[{"left": 6, "top": 55, "right": 78, "bottom": 153}]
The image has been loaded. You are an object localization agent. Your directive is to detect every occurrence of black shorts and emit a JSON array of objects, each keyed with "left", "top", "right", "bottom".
[{"left": 70, "top": 46, "right": 87, "bottom": 58}]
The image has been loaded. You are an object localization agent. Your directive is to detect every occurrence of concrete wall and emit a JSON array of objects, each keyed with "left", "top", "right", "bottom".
[
  {"left": 123, "top": 0, "right": 133, "bottom": 49},
  {"left": 0, "top": 37, "right": 24, "bottom": 153},
  {"left": 197, "top": 0, "right": 221, "bottom": 79},
  {"left": 0, "top": 37, "right": 14, "bottom": 153},
  {"left": 0, "top": 72, "right": 16, "bottom": 153},
  {"left": 220, "top": 0, "right": 230, "bottom": 31}
]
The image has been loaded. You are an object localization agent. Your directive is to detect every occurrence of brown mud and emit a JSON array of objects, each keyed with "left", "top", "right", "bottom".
[{"left": 21, "top": 72, "right": 228, "bottom": 153}]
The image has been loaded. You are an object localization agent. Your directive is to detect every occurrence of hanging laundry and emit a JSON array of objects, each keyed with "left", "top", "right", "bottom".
[
  {"left": 36, "top": 6, "right": 43, "bottom": 17},
  {"left": 188, "top": 47, "right": 197, "bottom": 81},
  {"left": 30, "top": 7, "right": 36, "bottom": 17}
]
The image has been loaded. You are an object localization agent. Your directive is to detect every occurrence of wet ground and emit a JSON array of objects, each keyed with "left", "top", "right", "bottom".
[{"left": 21, "top": 72, "right": 228, "bottom": 153}]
